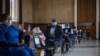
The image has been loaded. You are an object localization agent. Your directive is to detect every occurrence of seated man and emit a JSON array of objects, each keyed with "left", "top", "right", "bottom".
[
  {"left": 62, "top": 23, "right": 70, "bottom": 52},
  {"left": 63, "top": 23, "right": 71, "bottom": 43},
  {"left": 78, "top": 29, "right": 83, "bottom": 43},
  {"left": 0, "top": 13, "right": 35, "bottom": 56},
  {"left": 70, "top": 26, "right": 77, "bottom": 46},
  {"left": 45, "top": 19, "right": 63, "bottom": 56}
]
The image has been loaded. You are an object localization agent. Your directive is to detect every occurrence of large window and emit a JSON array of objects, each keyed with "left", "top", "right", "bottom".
[{"left": 10, "top": 0, "right": 19, "bottom": 22}]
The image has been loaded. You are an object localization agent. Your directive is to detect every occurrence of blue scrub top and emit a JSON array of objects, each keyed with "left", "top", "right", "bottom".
[
  {"left": 0, "top": 24, "right": 35, "bottom": 56},
  {"left": 0, "top": 24, "right": 21, "bottom": 44}
]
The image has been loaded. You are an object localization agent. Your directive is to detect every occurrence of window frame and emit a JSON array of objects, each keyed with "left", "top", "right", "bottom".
[{"left": 10, "top": 0, "right": 19, "bottom": 22}]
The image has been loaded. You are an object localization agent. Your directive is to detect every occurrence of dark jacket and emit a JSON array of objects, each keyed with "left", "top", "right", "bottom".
[
  {"left": 45, "top": 25, "right": 63, "bottom": 40},
  {"left": 78, "top": 31, "right": 83, "bottom": 37},
  {"left": 63, "top": 28, "right": 71, "bottom": 34}
]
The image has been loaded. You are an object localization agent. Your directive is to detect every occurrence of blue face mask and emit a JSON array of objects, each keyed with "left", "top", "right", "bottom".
[
  {"left": 4, "top": 20, "right": 12, "bottom": 27},
  {"left": 52, "top": 22, "right": 57, "bottom": 26}
]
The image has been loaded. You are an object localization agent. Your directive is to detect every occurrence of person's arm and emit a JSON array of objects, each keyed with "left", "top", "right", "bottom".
[
  {"left": 44, "top": 26, "right": 50, "bottom": 40},
  {"left": 0, "top": 29, "right": 20, "bottom": 47},
  {"left": 57, "top": 26, "right": 63, "bottom": 39},
  {"left": 0, "top": 41, "right": 20, "bottom": 47},
  {"left": 18, "top": 30, "right": 25, "bottom": 46}
]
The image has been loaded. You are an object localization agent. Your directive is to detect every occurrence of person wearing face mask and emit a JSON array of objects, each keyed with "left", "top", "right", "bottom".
[
  {"left": 45, "top": 19, "right": 63, "bottom": 56},
  {"left": 61, "top": 23, "right": 71, "bottom": 52},
  {"left": 78, "top": 29, "right": 83, "bottom": 43},
  {"left": 70, "top": 26, "right": 78, "bottom": 46},
  {"left": 0, "top": 13, "right": 35, "bottom": 56}
]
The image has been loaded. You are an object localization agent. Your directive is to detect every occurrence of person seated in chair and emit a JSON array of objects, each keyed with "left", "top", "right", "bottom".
[
  {"left": 70, "top": 26, "right": 77, "bottom": 46},
  {"left": 62, "top": 23, "right": 71, "bottom": 43},
  {"left": 62, "top": 23, "right": 70, "bottom": 52},
  {"left": 45, "top": 19, "right": 63, "bottom": 56},
  {"left": 0, "top": 13, "right": 35, "bottom": 56},
  {"left": 78, "top": 29, "right": 83, "bottom": 43}
]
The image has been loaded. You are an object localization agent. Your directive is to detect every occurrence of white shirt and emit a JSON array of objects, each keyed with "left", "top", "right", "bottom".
[
  {"left": 71, "top": 29, "right": 74, "bottom": 34},
  {"left": 50, "top": 27, "right": 55, "bottom": 36}
]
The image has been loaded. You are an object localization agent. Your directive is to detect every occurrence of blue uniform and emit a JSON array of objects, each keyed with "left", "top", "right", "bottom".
[{"left": 0, "top": 24, "right": 35, "bottom": 56}]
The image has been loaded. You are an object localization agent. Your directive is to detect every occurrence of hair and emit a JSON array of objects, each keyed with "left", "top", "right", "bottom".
[
  {"left": 0, "top": 13, "right": 10, "bottom": 21},
  {"left": 73, "top": 26, "right": 76, "bottom": 29},
  {"left": 51, "top": 19, "right": 56, "bottom": 22}
]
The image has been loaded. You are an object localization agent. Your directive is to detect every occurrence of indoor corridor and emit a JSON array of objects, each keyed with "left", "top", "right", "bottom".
[{"left": 55, "top": 40, "right": 100, "bottom": 56}]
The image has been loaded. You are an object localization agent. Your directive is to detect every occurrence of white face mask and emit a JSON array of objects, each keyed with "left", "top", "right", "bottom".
[
  {"left": 67, "top": 26, "right": 70, "bottom": 28},
  {"left": 79, "top": 30, "right": 82, "bottom": 32},
  {"left": 52, "top": 22, "right": 57, "bottom": 26},
  {"left": 4, "top": 20, "right": 12, "bottom": 26},
  {"left": 65, "top": 30, "right": 68, "bottom": 33}
]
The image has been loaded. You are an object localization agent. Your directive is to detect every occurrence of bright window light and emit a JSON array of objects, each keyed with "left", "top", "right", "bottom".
[{"left": 10, "top": 0, "right": 19, "bottom": 22}]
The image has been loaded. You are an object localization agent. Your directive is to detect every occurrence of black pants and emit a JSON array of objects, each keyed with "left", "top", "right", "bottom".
[
  {"left": 78, "top": 37, "right": 82, "bottom": 43},
  {"left": 61, "top": 41, "right": 69, "bottom": 53},
  {"left": 45, "top": 39, "right": 56, "bottom": 56},
  {"left": 45, "top": 49, "right": 55, "bottom": 56}
]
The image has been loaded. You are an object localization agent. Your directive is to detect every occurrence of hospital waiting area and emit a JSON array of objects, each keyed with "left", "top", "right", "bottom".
[{"left": 0, "top": 0, "right": 100, "bottom": 56}]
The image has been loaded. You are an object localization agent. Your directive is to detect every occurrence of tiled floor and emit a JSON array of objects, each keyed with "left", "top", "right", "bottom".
[{"left": 55, "top": 40, "right": 100, "bottom": 56}]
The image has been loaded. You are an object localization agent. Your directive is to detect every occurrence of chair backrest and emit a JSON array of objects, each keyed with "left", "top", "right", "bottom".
[
  {"left": 24, "top": 33, "right": 45, "bottom": 49},
  {"left": 33, "top": 34, "right": 43, "bottom": 49},
  {"left": 24, "top": 34, "right": 30, "bottom": 47},
  {"left": 34, "top": 35, "right": 41, "bottom": 46}
]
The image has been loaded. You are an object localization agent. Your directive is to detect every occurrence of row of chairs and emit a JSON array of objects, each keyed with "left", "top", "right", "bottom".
[
  {"left": 24, "top": 33, "right": 55, "bottom": 56},
  {"left": 24, "top": 32, "right": 83, "bottom": 56}
]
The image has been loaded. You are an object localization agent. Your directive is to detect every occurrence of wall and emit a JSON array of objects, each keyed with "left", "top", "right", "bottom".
[
  {"left": 0, "top": 0, "right": 2, "bottom": 16},
  {"left": 24, "top": 0, "right": 74, "bottom": 31},
  {"left": 0, "top": 0, "right": 10, "bottom": 21},
  {"left": 77, "top": 0, "right": 96, "bottom": 39},
  {"left": 99, "top": 0, "right": 100, "bottom": 39},
  {"left": 24, "top": 23, "right": 74, "bottom": 32},
  {"left": 22, "top": 0, "right": 33, "bottom": 23},
  {"left": 32, "top": 0, "right": 74, "bottom": 23},
  {"left": 99, "top": 0, "right": 100, "bottom": 22}
]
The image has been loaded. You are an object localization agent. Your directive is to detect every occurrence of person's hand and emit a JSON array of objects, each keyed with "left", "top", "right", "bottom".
[
  {"left": 62, "top": 38, "right": 65, "bottom": 41},
  {"left": 17, "top": 43, "right": 24, "bottom": 47},
  {"left": 17, "top": 43, "right": 21, "bottom": 47},
  {"left": 64, "top": 34, "right": 68, "bottom": 36},
  {"left": 49, "top": 35, "right": 55, "bottom": 38},
  {"left": 17, "top": 39, "right": 25, "bottom": 47},
  {"left": 20, "top": 39, "right": 25, "bottom": 45}
]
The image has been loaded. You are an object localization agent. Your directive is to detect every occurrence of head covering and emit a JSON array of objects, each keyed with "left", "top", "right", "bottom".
[
  {"left": 51, "top": 19, "right": 57, "bottom": 27},
  {"left": 65, "top": 23, "right": 69, "bottom": 27},
  {"left": 0, "top": 13, "right": 9, "bottom": 20},
  {"left": 65, "top": 23, "right": 70, "bottom": 28},
  {"left": 51, "top": 19, "right": 56, "bottom": 22},
  {"left": 33, "top": 27, "right": 42, "bottom": 33}
]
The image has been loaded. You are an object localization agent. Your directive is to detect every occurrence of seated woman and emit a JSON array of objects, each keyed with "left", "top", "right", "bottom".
[{"left": 0, "top": 13, "right": 35, "bottom": 56}]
